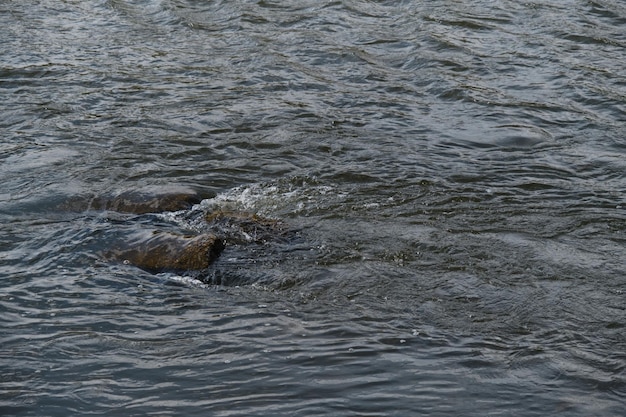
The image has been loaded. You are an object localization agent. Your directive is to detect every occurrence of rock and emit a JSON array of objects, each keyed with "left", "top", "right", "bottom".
[
  {"left": 204, "top": 210, "right": 286, "bottom": 244},
  {"left": 109, "top": 232, "right": 224, "bottom": 274},
  {"left": 62, "top": 190, "right": 205, "bottom": 214},
  {"left": 91, "top": 192, "right": 203, "bottom": 214}
]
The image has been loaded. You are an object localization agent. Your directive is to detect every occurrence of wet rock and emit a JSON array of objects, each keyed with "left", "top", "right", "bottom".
[
  {"left": 109, "top": 232, "right": 224, "bottom": 274},
  {"left": 91, "top": 192, "right": 203, "bottom": 214},
  {"left": 204, "top": 210, "right": 287, "bottom": 244},
  {"left": 62, "top": 190, "right": 204, "bottom": 214}
]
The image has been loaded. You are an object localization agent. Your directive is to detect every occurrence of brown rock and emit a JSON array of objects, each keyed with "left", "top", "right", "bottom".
[
  {"left": 109, "top": 232, "right": 224, "bottom": 273},
  {"left": 93, "top": 192, "right": 203, "bottom": 214},
  {"left": 62, "top": 190, "right": 204, "bottom": 214}
]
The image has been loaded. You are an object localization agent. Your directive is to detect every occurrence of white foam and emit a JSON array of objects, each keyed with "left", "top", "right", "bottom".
[
  {"left": 196, "top": 181, "right": 340, "bottom": 216},
  {"left": 161, "top": 273, "right": 209, "bottom": 288},
  {"left": 154, "top": 180, "right": 344, "bottom": 232}
]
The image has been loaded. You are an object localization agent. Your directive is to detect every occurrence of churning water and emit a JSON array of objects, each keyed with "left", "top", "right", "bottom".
[{"left": 1, "top": 0, "right": 625, "bottom": 415}]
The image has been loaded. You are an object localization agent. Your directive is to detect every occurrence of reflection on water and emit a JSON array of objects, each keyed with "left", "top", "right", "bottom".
[{"left": 1, "top": 0, "right": 625, "bottom": 415}]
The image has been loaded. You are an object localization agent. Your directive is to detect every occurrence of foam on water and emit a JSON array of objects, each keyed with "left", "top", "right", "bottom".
[
  {"left": 159, "top": 272, "right": 210, "bottom": 289},
  {"left": 197, "top": 181, "right": 339, "bottom": 216},
  {"left": 152, "top": 180, "right": 343, "bottom": 236}
]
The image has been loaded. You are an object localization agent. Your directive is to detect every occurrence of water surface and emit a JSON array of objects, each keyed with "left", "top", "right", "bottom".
[{"left": 1, "top": 0, "right": 625, "bottom": 415}]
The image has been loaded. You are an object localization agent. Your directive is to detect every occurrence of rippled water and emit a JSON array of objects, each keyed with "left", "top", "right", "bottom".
[{"left": 1, "top": 0, "right": 625, "bottom": 415}]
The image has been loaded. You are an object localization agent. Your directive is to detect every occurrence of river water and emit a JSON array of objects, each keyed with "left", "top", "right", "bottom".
[{"left": 1, "top": 0, "right": 625, "bottom": 415}]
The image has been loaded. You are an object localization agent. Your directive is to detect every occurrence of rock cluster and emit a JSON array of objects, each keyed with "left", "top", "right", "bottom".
[{"left": 67, "top": 190, "right": 283, "bottom": 274}]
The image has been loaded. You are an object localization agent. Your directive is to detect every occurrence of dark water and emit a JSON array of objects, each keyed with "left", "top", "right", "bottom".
[{"left": 1, "top": 0, "right": 625, "bottom": 415}]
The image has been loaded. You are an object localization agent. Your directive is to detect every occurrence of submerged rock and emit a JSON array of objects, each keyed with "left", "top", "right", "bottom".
[
  {"left": 90, "top": 192, "right": 203, "bottom": 214},
  {"left": 61, "top": 189, "right": 205, "bottom": 214}
]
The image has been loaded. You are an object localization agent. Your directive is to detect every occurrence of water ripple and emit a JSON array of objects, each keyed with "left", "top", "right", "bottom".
[{"left": 2, "top": 0, "right": 625, "bottom": 415}]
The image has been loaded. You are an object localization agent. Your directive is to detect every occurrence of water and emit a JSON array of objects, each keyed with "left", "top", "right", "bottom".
[{"left": 1, "top": 0, "right": 625, "bottom": 415}]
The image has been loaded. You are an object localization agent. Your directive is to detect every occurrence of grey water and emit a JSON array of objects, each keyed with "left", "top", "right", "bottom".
[{"left": 1, "top": 0, "right": 625, "bottom": 415}]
